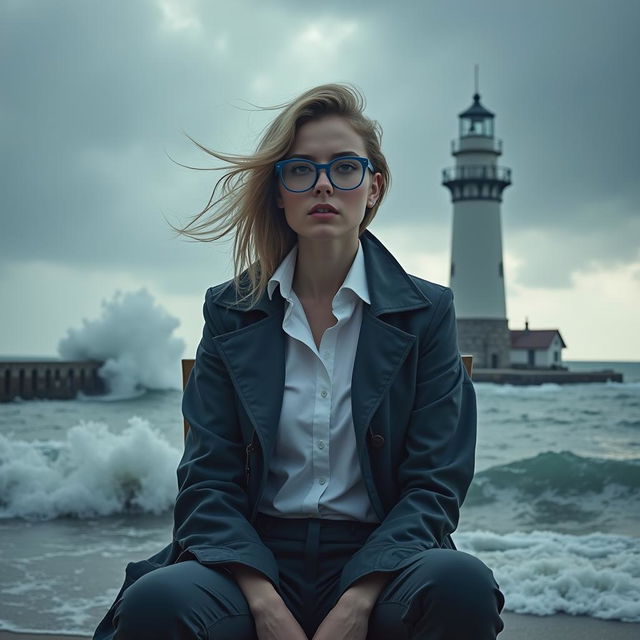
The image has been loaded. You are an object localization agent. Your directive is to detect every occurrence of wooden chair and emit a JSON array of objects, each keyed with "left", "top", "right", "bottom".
[{"left": 181, "top": 355, "right": 473, "bottom": 440}]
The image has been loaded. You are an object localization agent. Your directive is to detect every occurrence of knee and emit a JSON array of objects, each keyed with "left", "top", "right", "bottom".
[
  {"left": 113, "top": 568, "right": 194, "bottom": 638},
  {"left": 416, "top": 549, "right": 503, "bottom": 614},
  {"left": 397, "top": 550, "right": 505, "bottom": 639}
]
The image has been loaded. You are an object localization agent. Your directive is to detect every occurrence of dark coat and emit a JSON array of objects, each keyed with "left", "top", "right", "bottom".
[{"left": 93, "top": 228, "right": 477, "bottom": 639}]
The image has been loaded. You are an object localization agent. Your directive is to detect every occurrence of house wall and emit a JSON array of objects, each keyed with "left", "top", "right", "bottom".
[{"left": 511, "top": 336, "right": 564, "bottom": 369}]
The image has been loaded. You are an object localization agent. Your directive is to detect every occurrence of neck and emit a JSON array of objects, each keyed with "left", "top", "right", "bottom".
[{"left": 292, "top": 233, "right": 359, "bottom": 302}]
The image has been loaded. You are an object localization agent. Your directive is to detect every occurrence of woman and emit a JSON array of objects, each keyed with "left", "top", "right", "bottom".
[{"left": 93, "top": 83, "right": 505, "bottom": 639}]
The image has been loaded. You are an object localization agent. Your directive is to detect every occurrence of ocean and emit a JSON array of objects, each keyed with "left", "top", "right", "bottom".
[{"left": 0, "top": 360, "right": 638, "bottom": 635}]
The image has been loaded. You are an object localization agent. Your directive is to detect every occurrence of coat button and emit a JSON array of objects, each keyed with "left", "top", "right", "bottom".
[{"left": 369, "top": 433, "right": 385, "bottom": 448}]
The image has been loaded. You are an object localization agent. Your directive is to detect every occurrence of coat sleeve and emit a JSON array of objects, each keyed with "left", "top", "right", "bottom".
[
  {"left": 338, "top": 286, "right": 477, "bottom": 595},
  {"left": 172, "top": 287, "right": 280, "bottom": 588}
]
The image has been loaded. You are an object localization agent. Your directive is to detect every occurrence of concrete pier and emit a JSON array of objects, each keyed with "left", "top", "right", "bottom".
[{"left": 0, "top": 360, "right": 106, "bottom": 402}]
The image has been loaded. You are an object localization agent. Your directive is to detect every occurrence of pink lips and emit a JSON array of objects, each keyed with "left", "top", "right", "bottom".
[{"left": 309, "top": 204, "right": 339, "bottom": 215}]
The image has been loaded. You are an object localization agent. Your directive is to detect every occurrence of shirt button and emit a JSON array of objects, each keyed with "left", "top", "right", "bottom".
[
  {"left": 319, "top": 478, "right": 326, "bottom": 485},
  {"left": 318, "top": 440, "right": 325, "bottom": 449},
  {"left": 369, "top": 433, "right": 385, "bottom": 448},
  {"left": 320, "top": 390, "right": 328, "bottom": 398}
]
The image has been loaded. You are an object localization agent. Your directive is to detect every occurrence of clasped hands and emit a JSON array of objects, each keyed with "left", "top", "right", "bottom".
[{"left": 253, "top": 571, "right": 391, "bottom": 640}]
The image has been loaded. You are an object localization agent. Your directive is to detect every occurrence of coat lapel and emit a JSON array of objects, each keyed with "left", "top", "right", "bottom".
[
  {"left": 211, "top": 229, "right": 432, "bottom": 461},
  {"left": 211, "top": 300, "right": 286, "bottom": 458}
]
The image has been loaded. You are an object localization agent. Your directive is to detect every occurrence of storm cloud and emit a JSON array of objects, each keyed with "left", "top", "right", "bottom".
[{"left": 1, "top": 0, "right": 638, "bottom": 359}]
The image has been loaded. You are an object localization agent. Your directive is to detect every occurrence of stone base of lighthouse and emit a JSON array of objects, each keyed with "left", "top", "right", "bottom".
[{"left": 456, "top": 318, "right": 511, "bottom": 369}]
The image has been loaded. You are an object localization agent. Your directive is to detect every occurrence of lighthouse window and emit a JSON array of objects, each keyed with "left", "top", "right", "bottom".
[{"left": 462, "top": 118, "right": 489, "bottom": 136}]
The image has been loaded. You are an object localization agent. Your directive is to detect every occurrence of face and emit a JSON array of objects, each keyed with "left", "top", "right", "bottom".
[{"left": 276, "top": 115, "right": 383, "bottom": 244}]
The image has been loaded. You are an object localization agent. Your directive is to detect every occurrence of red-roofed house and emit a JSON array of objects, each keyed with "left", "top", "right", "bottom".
[{"left": 510, "top": 320, "right": 567, "bottom": 368}]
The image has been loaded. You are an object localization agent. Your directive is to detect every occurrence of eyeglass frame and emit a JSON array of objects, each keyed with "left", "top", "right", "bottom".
[{"left": 274, "top": 155, "right": 376, "bottom": 193}]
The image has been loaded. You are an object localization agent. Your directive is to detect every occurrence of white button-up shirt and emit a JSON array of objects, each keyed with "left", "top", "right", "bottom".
[{"left": 257, "top": 238, "right": 380, "bottom": 522}]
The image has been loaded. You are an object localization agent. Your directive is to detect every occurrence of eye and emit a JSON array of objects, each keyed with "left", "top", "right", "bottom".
[
  {"left": 333, "top": 160, "right": 359, "bottom": 174},
  {"left": 288, "top": 162, "right": 313, "bottom": 175}
]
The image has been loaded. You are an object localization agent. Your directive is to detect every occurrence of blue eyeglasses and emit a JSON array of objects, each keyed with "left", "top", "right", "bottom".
[{"left": 275, "top": 156, "right": 375, "bottom": 193}]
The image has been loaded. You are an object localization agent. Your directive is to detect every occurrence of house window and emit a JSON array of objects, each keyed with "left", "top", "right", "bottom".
[{"left": 554, "top": 351, "right": 559, "bottom": 362}]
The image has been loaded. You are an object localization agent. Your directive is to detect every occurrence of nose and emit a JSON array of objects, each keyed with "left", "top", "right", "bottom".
[{"left": 313, "top": 168, "right": 333, "bottom": 195}]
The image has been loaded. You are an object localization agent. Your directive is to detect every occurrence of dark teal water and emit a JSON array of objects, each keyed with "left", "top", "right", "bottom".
[{"left": 0, "top": 361, "right": 638, "bottom": 632}]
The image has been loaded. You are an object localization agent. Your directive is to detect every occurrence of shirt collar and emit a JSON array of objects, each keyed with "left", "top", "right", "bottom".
[{"left": 267, "top": 238, "right": 370, "bottom": 306}]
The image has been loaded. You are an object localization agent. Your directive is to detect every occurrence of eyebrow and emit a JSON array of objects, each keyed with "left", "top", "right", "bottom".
[{"left": 284, "top": 151, "right": 361, "bottom": 160}]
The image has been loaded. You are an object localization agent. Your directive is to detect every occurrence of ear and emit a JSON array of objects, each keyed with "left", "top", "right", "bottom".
[
  {"left": 367, "top": 172, "right": 383, "bottom": 207},
  {"left": 275, "top": 185, "right": 284, "bottom": 209}
]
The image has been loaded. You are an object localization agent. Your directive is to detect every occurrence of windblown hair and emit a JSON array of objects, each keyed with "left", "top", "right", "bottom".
[{"left": 167, "top": 82, "right": 391, "bottom": 308}]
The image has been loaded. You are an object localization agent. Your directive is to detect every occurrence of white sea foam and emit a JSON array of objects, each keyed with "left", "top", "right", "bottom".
[
  {"left": 455, "top": 529, "right": 640, "bottom": 622},
  {"left": 57, "top": 288, "right": 185, "bottom": 398},
  {"left": 0, "top": 417, "right": 181, "bottom": 519},
  {"left": 477, "top": 380, "right": 640, "bottom": 394}
]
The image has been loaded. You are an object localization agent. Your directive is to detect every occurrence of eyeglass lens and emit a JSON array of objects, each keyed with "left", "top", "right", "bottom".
[{"left": 281, "top": 158, "right": 365, "bottom": 191}]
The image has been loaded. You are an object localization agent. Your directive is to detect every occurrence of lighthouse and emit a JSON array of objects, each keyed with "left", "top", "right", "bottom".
[{"left": 442, "top": 86, "right": 512, "bottom": 369}]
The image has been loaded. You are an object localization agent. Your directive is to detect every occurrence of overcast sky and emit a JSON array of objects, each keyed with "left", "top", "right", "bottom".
[{"left": 1, "top": 0, "right": 638, "bottom": 362}]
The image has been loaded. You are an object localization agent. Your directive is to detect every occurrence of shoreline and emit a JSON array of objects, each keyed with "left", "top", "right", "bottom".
[{"left": 1, "top": 612, "right": 639, "bottom": 640}]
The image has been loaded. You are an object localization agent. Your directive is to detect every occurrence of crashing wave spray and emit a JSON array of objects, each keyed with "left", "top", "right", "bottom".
[{"left": 58, "top": 288, "right": 185, "bottom": 398}]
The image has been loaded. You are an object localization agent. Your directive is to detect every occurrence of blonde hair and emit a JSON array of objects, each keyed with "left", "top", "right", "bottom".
[{"left": 168, "top": 82, "right": 391, "bottom": 308}]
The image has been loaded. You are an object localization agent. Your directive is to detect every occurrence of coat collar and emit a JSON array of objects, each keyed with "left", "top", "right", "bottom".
[
  {"left": 211, "top": 228, "right": 432, "bottom": 316},
  {"left": 265, "top": 235, "right": 371, "bottom": 307}
]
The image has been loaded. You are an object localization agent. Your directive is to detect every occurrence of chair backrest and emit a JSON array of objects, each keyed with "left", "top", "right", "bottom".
[{"left": 181, "top": 355, "right": 473, "bottom": 440}]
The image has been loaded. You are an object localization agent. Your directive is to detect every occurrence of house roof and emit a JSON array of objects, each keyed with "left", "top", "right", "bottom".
[{"left": 510, "top": 329, "right": 567, "bottom": 350}]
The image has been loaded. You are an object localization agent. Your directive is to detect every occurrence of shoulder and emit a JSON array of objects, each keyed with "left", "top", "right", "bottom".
[
  {"left": 205, "top": 279, "right": 235, "bottom": 304},
  {"left": 201, "top": 276, "right": 263, "bottom": 335},
  {"left": 200, "top": 281, "right": 233, "bottom": 328},
  {"left": 400, "top": 275, "right": 457, "bottom": 344},
  {"left": 407, "top": 274, "right": 454, "bottom": 312}
]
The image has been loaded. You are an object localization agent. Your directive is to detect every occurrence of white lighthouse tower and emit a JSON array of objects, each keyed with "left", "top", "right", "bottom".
[{"left": 442, "top": 81, "right": 512, "bottom": 369}]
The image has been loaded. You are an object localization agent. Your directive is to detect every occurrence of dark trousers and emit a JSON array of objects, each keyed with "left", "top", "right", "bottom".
[{"left": 111, "top": 514, "right": 505, "bottom": 639}]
